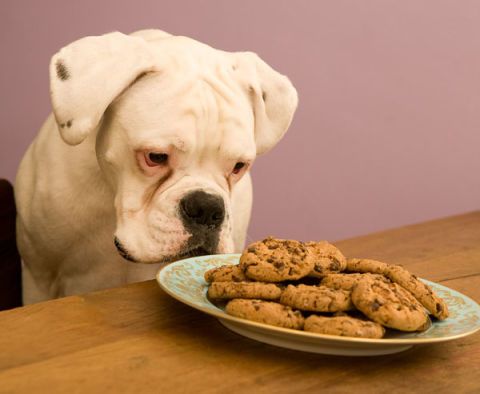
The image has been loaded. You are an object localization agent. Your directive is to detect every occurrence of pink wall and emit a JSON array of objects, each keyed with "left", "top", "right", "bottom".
[{"left": 1, "top": 0, "right": 479, "bottom": 242}]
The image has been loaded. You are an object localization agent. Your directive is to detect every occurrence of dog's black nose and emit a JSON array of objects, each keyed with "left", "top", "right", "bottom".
[{"left": 180, "top": 191, "right": 225, "bottom": 228}]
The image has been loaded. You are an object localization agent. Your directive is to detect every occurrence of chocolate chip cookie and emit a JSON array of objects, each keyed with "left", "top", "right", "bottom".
[
  {"left": 385, "top": 265, "right": 449, "bottom": 320},
  {"left": 207, "top": 281, "right": 282, "bottom": 300},
  {"left": 304, "top": 314, "right": 386, "bottom": 338},
  {"left": 321, "top": 273, "right": 388, "bottom": 291},
  {"left": 352, "top": 276, "right": 430, "bottom": 331},
  {"left": 279, "top": 284, "right": 353, "bottom": 312},
  {"left": 346, "top": 258, "right": 388, "bottom": 274},
  {"left": 239, "top": 237, "right": 314, "bottom": 282},
  {"left": 204, "top": 264, "right": 247, "bottom": 283},
  {"left": 225, "top": 299, "right": 304, "bottom": 329},
  {"left": 305, "top": 241, "right": 347, "bottom": 278}
]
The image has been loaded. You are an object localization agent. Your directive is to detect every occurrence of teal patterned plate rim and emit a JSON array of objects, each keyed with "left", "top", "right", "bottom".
[{"left": 156, "top": 254, "right": 480, "bottom": 345}]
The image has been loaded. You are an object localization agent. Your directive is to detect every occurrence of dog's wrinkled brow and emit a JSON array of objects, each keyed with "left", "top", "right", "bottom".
[{"left": 133, "top": 136, "right": 190, "bottom": 153}]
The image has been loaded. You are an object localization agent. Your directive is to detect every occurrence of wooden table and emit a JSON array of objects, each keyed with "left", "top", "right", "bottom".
[{"left": 1, "top": 212, "right": 479, "bottom": 394}]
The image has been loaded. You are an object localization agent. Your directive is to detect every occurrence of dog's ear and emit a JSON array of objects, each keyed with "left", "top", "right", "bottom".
[
  {"left": 236, "top": 52, "right": 298, "bottom": 155},
  {"left": 50, "top": 32, "right": 156, "bottom": 145}
]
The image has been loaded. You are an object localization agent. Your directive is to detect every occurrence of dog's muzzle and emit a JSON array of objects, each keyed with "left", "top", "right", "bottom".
[{"left": 113, "top": 191, "right": 225, "bottom": 263}]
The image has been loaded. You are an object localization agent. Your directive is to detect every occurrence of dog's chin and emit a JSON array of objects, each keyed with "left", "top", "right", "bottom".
[
  {"left": 164, "top": 246, "right": 214, "bottom": 263},
  {"left": 123, "top": 246, "right": 216, "bottom": 265},
  {"left": 114, "top": 235, "right": 224, "bottom": 265}
]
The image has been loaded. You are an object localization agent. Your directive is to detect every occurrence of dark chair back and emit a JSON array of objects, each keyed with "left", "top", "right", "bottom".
[{"left": 0, "top": 179, "right": 22, "bottom": 310}]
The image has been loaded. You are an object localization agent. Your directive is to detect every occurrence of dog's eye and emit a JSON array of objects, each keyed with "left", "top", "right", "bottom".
[
  {"left": 232, "top": 162, "right": 246, "bottom": 174},
  {"left": 146, "top": 152, "right": 168, "bottom": 166}
]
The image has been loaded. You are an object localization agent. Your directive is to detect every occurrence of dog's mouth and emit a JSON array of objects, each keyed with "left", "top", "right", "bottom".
[
  {"left": 167, "top": 246, "right": 212, "bottom": 262},
  {"left": 114, "top": 237, "right": 136, "bottom": 262},
  {"left": 113, "top": 237, "right": 215, "bottom": 264}
]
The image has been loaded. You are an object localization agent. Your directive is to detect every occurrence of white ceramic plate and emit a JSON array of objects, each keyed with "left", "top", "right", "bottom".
[{"left": 156, "top": 254, "right": 480, "bottom": 356}]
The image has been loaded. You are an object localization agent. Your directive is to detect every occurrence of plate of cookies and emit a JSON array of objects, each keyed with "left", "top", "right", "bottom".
[{"left": 157, "top": 237, "right": 480, "bottom": 356}]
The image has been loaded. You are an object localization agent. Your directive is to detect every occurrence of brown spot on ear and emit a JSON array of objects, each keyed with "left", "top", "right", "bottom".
[
  {"left": 55, "top": 60, "right": 70, "bottom": 81},
  {"left": 66, "top": 119, "right": 73, "bottom": 128},
  {"left": 60, "top": 123, "right": 65, "bottom": 128}
]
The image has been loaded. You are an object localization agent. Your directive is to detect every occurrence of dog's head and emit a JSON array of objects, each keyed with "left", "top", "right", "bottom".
[{"left": 49, "top": 29, "right": 297, "bottom": 264}]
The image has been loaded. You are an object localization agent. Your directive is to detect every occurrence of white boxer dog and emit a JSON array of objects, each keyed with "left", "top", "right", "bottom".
[{"left": 14, "top": 29, "right": 297, "bottom": 304}]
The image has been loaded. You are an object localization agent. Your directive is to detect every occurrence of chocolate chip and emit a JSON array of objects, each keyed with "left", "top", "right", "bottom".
[{"left": 330, "top": 260, "right": 340, "bottom": 270}]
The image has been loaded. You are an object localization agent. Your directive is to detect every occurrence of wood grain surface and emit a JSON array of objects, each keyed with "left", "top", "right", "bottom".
[{"left": 1, "top": 212, "right": 479, "bottom": 394}]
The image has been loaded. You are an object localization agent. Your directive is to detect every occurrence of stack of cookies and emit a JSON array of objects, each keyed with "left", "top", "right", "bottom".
[{"left": 205, "top": 237, "right": 449, "bottom": 339}]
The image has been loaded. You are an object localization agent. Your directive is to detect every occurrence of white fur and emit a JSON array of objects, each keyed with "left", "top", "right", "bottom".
[{"left": 15, "top": 29, "right": 297, "bottom": 304}]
